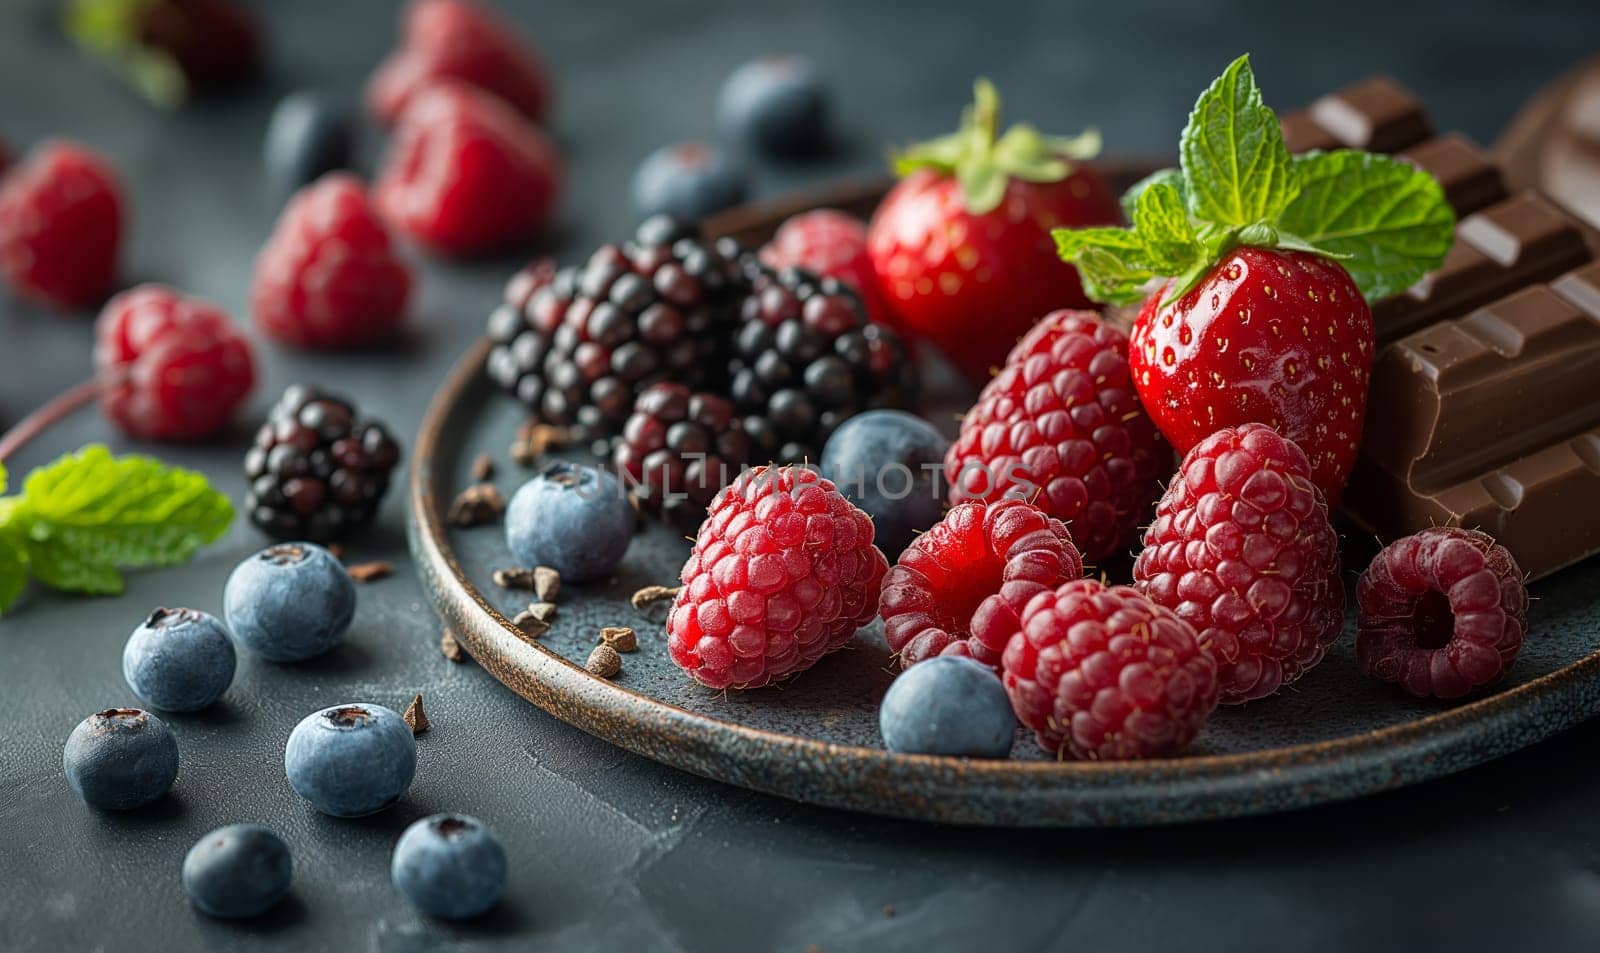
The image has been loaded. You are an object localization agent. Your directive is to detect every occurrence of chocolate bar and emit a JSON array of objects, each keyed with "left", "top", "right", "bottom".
[{"left": 1497, "top": 55, "right": 1600, "bottom": 236}]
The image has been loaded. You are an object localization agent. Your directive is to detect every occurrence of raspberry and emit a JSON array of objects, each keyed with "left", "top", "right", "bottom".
[
  {"left": 375, "top": 83, "right": 561, "bottom": 256},
  {"left": 758, "top": 210, "right": 892, "bottom": 330},
  {"left": 0, "top": 141, "right": 124, "bottom": 310},
  {"left": 93, "top": 285, "right": 256, "bottom": 442},
  {"left": 1133, "top": 423, "right": 1344, "bottom": 704},
  {"left": 667, "top": 466, "right": 888, "bottom": 689},
  {"left": 367, "top": 0, "right": 552, "bottom": 127},
  {"left": 251, "top": 173, "right": 413, "bottom": 349},
  {"left": 612, "top": 383, "right": 752, "bottom": 528},
  {"left": 1356, "top": 527, "right": 1528, "bottom": 699},
  {"left": 945, "top": 310, "right": 1168, "bottom": 565},
  {"left": 1002, "top": 578, "right": 1218, "bottom": 759},
  {"left": 879, "top": 499, "right": 1083, "bottom": 670}
]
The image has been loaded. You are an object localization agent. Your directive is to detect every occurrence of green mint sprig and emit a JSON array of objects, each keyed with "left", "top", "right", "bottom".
[
  {"left": 1054, "top": 54, "right": 1456, "bottom": 306},
  {"left": 894, "top": 79, "right": 1102, "bottom": 215},
  {"left": 0, "top": 445, "right": 234, "bottom": 615}
]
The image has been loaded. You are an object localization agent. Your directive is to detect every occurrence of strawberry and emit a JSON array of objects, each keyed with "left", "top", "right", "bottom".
[
  {"left": 1055, "top": 56, "right": 1455, "bottom": 504},
  {"left": 867, "top": 81, "right": 1120, "bottom": 385}
]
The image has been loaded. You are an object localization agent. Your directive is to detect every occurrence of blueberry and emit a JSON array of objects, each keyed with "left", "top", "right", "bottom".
[
  {"left": 182, "top": 824, "right": 293, "bottom": 919},
  {"left": 224, "top": 542, "right": 355, "bottom": 662},
  {"left": 284, "top": 703, "right": 415, "bottom": 817},
  {"left": 631, "top": 143, "right": 748, "bottom": 223},
  {"left": 63, "top": 708, "right": 180, "bottom": 810},
  {"left": 264, "top": 91, "right": 354, "bottom": 194},
  {"left": 717, "top": 56, "right": 830, "bottom": 158},
  {"left": 122, "top": 607, "right": 236, "bottom": 712},
  {"left": 505, "top": 462, "right": 632, "bottom": 584},
  {"left": 821, "top": 410, "right": 949, "bottom": 559},
  {"left": 879, "top": 656, "right": 1015, "bottom": 758},
  {"left": 391, "top": 814, "right": 507, "bottom": 919}
]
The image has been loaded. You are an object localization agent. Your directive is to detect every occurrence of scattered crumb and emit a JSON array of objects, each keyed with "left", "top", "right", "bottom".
[
  {"left": 439, "top": 628, "right": 467, "bottom": 663},
  {"left": 493, "top": 566, "right": 539, "bottom": 590},
  {"left": 325, "top": 543, "right": 346, "bottom": 560},
  {"left": 533, "top": 566, "right": 560, "bottom": 603},
  {"left": 510, "top": 421, "right": 569, "bottom": 466},
  {"left": 528, "top": 602, "right": 557, "bottom": 625},
  {"left": 806, "top": 946, "right": 823, "bottom": 953},
  {"left": 448, "top": 482, "right": 507, "bottom": 527},
  {"left": 512, "top": 608, "right": 550, "bottom": 639},
  {"left": 585, "top": 643, "right": 621, "bottom": 678},
  {"left": 471, "top": 453, "right": 496, "bottom": 482},
  {"left": 346, "top": 560, "right": 393, "bottom": 583},
  {"left": 883, "top": 905, "right": 895, "bottom": 918},
  {"left": 403, "top": 693, "right": 430, "bottom": 734},
  {"left": 599, "top": 625, "right": 637, "bottom": 653},
  {"left": 630, "top": 584, "right": 679, "bottom": 622}
]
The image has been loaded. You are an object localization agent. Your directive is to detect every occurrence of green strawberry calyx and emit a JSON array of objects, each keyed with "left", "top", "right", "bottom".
[
  {"left": 893, "top": 79, "right": 1102, "bottom": 216},
  {"left": 1053, "top": 54, "right": 1456, "bottom": 307}
]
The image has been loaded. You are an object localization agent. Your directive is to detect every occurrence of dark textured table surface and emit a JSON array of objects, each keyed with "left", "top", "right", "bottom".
[{"left": 4, "top": 1, "right": 1600, "bottom": 950}]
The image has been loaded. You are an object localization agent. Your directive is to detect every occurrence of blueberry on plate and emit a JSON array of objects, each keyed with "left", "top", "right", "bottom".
[
  {"left": 264, "top": 91, "right": 354, "bottom": 194},
  {"left": 224, "top": 542, "right": 356, "bottom": 662},
  {"left": 630, "top": 142, "right": 748, "bottom": 223},
  {"left": 63, "top": 708, "right": 180, "bottom": 810},
  {"left": 122, "top": 607, "right": 236, "bottom": 712},
  {"left": 182, "top": 824, "right": 293, "bottom": 919},
  {"left": 821, "top": 409, "right": 949, "bottom": 560},
  {"left": 879, "top": 656, "right": 1016, "bottom": 758},
  {"left": 717, "top": 56, "right": 830, "bottom": 158},
  {"left": 284, "top": 703, "right": 415, "bottom": 817},
  {"left": 505, "top": 461, "right": 633, "bottom": 584},
  {"left": 391, "top": 814, "right": 507, "bottom": 919}
]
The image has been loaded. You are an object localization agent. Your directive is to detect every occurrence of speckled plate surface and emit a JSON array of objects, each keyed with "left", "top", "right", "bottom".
[{"left": 408, "top": 169, "right": 1600, "bottom": 827}]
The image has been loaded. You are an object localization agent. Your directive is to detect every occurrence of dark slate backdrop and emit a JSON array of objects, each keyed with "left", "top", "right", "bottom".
[{"left": 3, "top": 1, "right": 1600, "bottom": 950}]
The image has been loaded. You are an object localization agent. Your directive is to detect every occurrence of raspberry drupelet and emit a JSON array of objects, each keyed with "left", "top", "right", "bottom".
[{"left": 667, "top": 466, "right": 887, "bottom": 690}]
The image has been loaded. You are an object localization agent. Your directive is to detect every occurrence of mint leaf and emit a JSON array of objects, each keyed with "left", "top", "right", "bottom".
[
  {"left": 0, "top": 462, "right": 25, "bottom": 612},
  {"left": 1053, "top": 227, "right": 1160, "bottom": 306},
  {"left": 1120, "top": 167, "right": 1184, "bottom": 220},
  {"left": 1133, "top": 180, "right": 1204, "bottom": 274},
  {"left": 1277, "top": 150, "right": 1457, "bottom": 300},
  {"left": 1179, "top": 54, "right": 1295, "bottom": 228}
]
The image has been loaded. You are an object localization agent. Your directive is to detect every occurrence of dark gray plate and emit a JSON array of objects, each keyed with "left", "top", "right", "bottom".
[{"left": 407, "top": 172, "right": 1600, "bottom": 827}]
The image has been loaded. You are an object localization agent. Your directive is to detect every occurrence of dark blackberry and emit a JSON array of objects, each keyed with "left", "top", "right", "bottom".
[
  {"left": 612, "top": 383, "right": 753, "bottom": 528},
  {"left": 243, "top": 386, "right": 402, "bottom": 542},
  {"left": 725, "top": 264, "right": 918, "bottom": 464},
  {"left": 486, "top": 217, "right": 746, "bottom": 442}
]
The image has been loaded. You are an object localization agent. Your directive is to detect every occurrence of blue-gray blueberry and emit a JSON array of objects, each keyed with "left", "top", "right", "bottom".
[
  {"left": 505, "top": 462, "right": 633, "bottom": 584},
  {"left": 182, "top": 824, "right": 293, "bottom": 919},
  {"left": 391, "top": 814, "right": 507, "bottom": 919},
  {"left": 63, "top": 708, "right": 180, "bottom": 810},
  {"left": 122, "top": 607, "right": 236, "bottom": 712},
  {"left": 879, "top": 656, "right": 1016, "bottom": 758},
  {"left": 284, "top": 703, "right": 416, "bottom": 817},
  {"left": 224, "top": 542, "right": 355, "bottom": 662}
]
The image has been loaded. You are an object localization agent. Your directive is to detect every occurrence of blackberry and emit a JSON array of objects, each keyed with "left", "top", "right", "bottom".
[
  {"left": 612, "top": 383, "right": 753, "bottom": 528},
  {"left": 486, "top": 217, "right": 746, "bottom": 442},
  {"left": 724, "top": 263, "right": 918, "bottom": 464},
  {"left": 243, "top": 386, "right": 402, "bottom": 542}
]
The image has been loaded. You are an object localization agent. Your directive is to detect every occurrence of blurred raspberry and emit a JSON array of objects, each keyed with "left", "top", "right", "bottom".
[
  {"left": 0, "top": 141, "right": 123, "bottom": 310},
  {"left": 758, "top": 210, "right": 893, "bottom": 330},
  {"left": 367, "top": 0, "right": 552, "bottom": 127}
]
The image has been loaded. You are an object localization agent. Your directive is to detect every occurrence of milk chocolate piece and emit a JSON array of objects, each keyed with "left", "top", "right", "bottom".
[
  {"left": 1370, "top": 192, "right": 1591, "bottom": 343},
  {"left": 1281, "top": 76, "right": 1433, "bottom": 154},
  {"left": 1496, "top": 56, "right": 1600, "bottom": 237},
  {"left": 1346, "top": 261, "right": 1600, "bottom": 579},
  {"left": 1398, "top": 134, "right": 1507, "bottom": 215}
]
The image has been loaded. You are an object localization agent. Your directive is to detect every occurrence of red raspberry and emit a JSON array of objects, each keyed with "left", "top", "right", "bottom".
[
  {"left": 375, "top": 83, "right": 561, "bottom": 256},
  {"left": 1003, "top": 578, "right": 1218, "bottom": 759},
  {"left": 251, "top": 173, "right": 413, "bottom": 349},
  {"left": 945, "top": 310, "right": 1168, "bottom": 564},
  {"left": 0, "top": 141, "right": 124, "bottom": 310},
  {"left": 93, "top": 284, "right": 256, "bottom": 442},
  {"left": 367, "top": 0, "right": 552, "bottom": 127},
  {"left": 879, "top": 499, "right": 1083, "bottom": 670},
  {"left": 1356, "top": 527, "right": 1528, "bottom": 699},
  {"left": 1134, "top": 423, "right": 1344, "bottom": 704},
  {"left": 667, "top": 466, "right": 888, "bottom": 690},
  {"left": 758, "top": 210, "right": 893, "bottom": 330}
]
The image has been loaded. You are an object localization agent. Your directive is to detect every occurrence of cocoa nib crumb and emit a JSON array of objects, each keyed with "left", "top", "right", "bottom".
[
  {"left": 403, "top": 694, "right": 430, "bottom": 734},
  {"left": 471, "top": 453, "right": 496, "bottom": 482},
  {"left": 346, "top": 560, "right": 393, "bottom": 583},
  {"left": 512, "top": 608, "right": 549, "bottom": 639},
  {"left": 883, "top": 905, "right": 895, "bottom": 918},
  {"left": 630, "top": 585, "right": 680, "bottom": 622},
  {"left": 533, "top": 566, "right": 560, "bottom": 603},
  {"left": 448, "top": 482, "right": 506, "bottom": 527},
  {"left": 440, "top": 628, "right": 467, "bottom": 663},
  {"left": 599, "top": 626, "right": 637, "bottom": 653},
  {"left": 586, "top": 643, "right": 621, "bottom": 678},
  {"left": 509, "top": 421, "right": 569, "bottom": 467},
  {"left": 528, "top": 602, "right": 557, "bottom": 625},
  {"left": 325, "top": 542, "right": 346, "bottom": 560},
  {"left": 493, "top": 566, "right": 538, "bottom": 590}
]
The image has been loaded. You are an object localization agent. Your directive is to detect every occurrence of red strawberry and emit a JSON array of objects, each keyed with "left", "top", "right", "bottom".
[
  {"left": 867, "top": 81, "right": 1120, "bottom": 384},
  {"left": 367, "top": 0, "right": 552, "bottom": 128},
  {"left": 1130, "top": 247, "right": 1372, "bottom": 504}
]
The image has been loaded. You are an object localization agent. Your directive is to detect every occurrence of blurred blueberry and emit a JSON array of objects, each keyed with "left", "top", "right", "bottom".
[
  {"left": 63, "top": 708, "right": 180, "bottom": 810},
  {"left": 391, "top": 814, "right": 507, "bottom": 919},
  {"left": 284, "top": 703, "right": 415, "bottom": 817},
  {"left": 821, "top": 409, "right": 949, "bottom": 559},
  {"left": 717, "top": 56, "right": 830, "bottom": 158},
  {"left": 879, "top": 656, "right": 1015, "bottom": 758},
  {"left": 224, "top": 542, "right": 355, "bottom": 662},
  {"left": 183, "top": 824, "right": 293, "bottom": 919},
  {"left": 122, "top": 607, "right": 236, "bottom": 712},
  {"left": 631, "top": 143, "right": 747, "bottom": 223},
  {"left": 264, "top": 91, "right": 354, "bottom": 194},
  {"left": 505, "top": 461, "right": 632, "bottom": 583}
]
